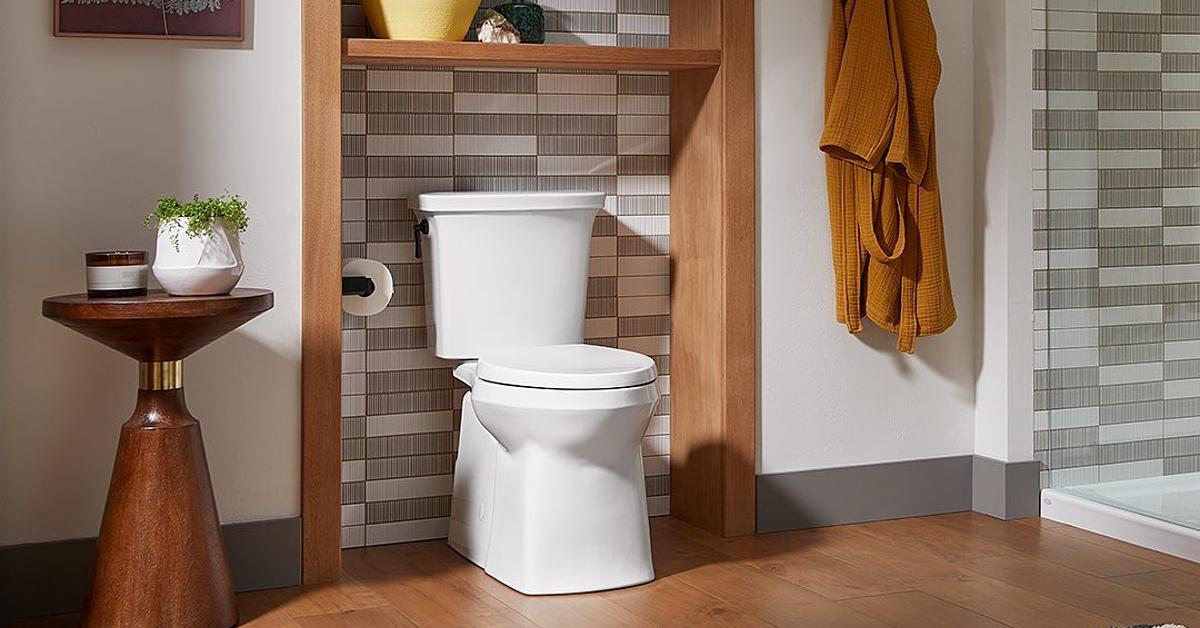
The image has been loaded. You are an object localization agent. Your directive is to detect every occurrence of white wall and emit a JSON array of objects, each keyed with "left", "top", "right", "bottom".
[
  {"left": 757, "top": 0, "right": 977, "bottom": 474},
  {"left": 0, "top": 1, "right": 302, "bottom": 545},
  {"left": 972, "top": 0, "right": 1036, "bottom": 463}
]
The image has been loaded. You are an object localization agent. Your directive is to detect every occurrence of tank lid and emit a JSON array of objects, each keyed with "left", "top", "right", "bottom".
[
  {"left": 416, "top": 191, "right": 605, "bottom": 213},
  {"left": 476, "top": 344, "right": 657, "bottom": 390}
]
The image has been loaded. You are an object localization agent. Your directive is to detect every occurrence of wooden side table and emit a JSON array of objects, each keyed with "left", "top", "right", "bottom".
[{"left": 42, "top": 289, "right": 273, "bottom": 628}]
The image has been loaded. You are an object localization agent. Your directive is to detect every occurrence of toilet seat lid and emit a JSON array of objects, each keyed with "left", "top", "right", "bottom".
[{"left": 476, "top": 344, "right": 657, "bottom": 390}]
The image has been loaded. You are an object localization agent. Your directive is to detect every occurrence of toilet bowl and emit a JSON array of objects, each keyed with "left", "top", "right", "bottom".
[
  {"left": 413, "top": 191, "right": 661, "bottom": 595},
  {"left": 450, "top": 344, "right": 658, "bottom": 595}
]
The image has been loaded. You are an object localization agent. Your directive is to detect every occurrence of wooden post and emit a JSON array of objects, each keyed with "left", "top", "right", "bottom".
[
  {"left": 301, "top": 0, "right": 344, "bottom": 584},
  {"left": 669, "top": 0, "right": 758, "bottom": 537}
]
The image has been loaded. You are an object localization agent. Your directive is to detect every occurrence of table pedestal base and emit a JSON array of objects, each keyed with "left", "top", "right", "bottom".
[{"left": 82, "top": 388, "right": 236, "bottom": 628}]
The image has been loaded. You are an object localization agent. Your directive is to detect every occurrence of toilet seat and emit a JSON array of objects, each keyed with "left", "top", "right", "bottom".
[{"left": 476, "top": 344, "right": 656, "bottom": 390}]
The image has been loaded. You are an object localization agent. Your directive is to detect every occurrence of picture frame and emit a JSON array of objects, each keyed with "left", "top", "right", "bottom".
[{"left": 54, "top": 0, "right": 244, "bottom": 42}]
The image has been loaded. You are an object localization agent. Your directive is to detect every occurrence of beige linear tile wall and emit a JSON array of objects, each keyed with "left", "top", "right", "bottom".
[
  {"left": 1034, "top": 1, "right": 1200, "bottom": 488},
  {"left": 339, "top": 0, "right": 671, "bottom": 548}
]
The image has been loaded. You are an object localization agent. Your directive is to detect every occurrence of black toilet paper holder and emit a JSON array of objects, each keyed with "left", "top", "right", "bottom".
[{"left": 342, "top": 275, "right": 375, "bottom": 298}]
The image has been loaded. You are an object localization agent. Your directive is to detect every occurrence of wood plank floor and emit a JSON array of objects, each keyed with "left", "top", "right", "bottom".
[{"left": 12, "top": 514, "right": 1200, "bottom": 627}]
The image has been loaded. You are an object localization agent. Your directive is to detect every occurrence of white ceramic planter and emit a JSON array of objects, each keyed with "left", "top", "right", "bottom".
[{"left": 152, "top": 218, "right": 244, "bottom": 296}]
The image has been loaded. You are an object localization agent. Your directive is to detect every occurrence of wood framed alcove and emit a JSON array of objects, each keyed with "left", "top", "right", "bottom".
[{"left": 301, "top": 0, "right": 757, "bottom": 584}]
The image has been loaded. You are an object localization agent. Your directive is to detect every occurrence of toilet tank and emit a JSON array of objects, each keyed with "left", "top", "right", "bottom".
[{"left": 415, "top": 191, "right": 604, "bottom": 359}]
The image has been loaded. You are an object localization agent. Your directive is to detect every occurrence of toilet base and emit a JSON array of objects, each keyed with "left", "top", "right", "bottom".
[
  {"left": 448, "top": 385, "right": 658, "bottom": 596},
  {"left": 447, "top": 544, "right": 655, "bottom": 596},
  {"left": 483, "top": 444, "right": 655, "bottom": 595}
]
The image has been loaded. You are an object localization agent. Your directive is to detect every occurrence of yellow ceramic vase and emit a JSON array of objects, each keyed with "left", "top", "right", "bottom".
[{"left": 361, "top": 0, "right": 482, "bottom": 41}]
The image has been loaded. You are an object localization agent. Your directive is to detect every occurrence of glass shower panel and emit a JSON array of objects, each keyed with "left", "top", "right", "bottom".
[
  {"left": 1067, "top": 473, "right": 1200, "bottom": 529},
  {"left": 1034, "top": 0, "right": 1200, "bottom": 532}
]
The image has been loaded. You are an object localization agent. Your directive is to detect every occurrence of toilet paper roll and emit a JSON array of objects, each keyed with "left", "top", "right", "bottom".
[{"left": 342, "top": 258, "right": 395, "bottom": 317}]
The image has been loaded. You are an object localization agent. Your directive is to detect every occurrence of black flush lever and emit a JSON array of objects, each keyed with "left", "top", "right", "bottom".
[
  {"left": 413, "top": 219, "right": 430, "bottom": 259},
  {"left": 342, "top": 276, "right": 376, "bottom": 298}
]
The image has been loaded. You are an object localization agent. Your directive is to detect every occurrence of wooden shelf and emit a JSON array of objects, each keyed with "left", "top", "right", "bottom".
[{"left": 342, "top": 38, "right": 721, "bottom": 71}]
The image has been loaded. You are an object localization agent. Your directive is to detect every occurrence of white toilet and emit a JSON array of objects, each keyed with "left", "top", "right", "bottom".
[{"left": 414, "top": 190, "right": 660, "bottom": 595}]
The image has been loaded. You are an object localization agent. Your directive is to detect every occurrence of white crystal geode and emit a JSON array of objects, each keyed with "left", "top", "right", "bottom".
[{"left": 477, "top": 10, "right": 520, "bottom": 44}]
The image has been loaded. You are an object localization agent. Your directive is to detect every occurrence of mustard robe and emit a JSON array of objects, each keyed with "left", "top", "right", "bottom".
[{"left": 819, "top": 0, "right": 956, "bottom": 353}]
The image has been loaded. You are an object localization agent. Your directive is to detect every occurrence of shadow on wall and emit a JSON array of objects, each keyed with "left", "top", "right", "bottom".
[
  {"left": 853, "top": 314, "right": 970, "bottom": 390},
  {"left": 970, "top": 0, "right": 997, "bottom": 414}
]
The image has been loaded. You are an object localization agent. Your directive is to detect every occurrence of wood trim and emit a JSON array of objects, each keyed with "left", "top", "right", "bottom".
[
  {"left": 301, "top": 0, "right": 343, "bottom": 585},
  {"left": 718, "top": 0, "right": 758, "bottom": 539},
  {"left": 668, "top": 0, "right": 757, "bottom": 537},
  {"left": 343, "top": 39, "right": 721, "bottom": 70}
]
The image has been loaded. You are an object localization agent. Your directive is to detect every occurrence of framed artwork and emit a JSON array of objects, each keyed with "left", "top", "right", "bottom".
[{"left": 54, "top": 0, "right": 244, "bottom": 41}]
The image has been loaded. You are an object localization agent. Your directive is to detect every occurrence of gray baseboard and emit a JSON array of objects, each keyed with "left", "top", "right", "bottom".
[
  {"left": 0, "top": 517, "right": 300, "bottom": 621},
  {"left": 757, "top": 456, "right": 974, "bottom": 532},
  {"left": 757, "top": 455, "right": 1040, "bottom": 533},
  {"left": 972, "top": 455, "right": 1041, "bottom": 520}
]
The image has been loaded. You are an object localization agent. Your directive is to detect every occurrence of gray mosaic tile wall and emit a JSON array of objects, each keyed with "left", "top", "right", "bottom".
[
  {"left": 339, "top": 1, "right": 672, "bottom": 548},
  {"left": 1034, "top": 0, "right": 1200, "bottom": 489}
]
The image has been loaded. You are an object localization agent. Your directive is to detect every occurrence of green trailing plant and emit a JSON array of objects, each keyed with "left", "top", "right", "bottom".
[{"left": 145, "top": 193, "right": 249, "bottom": 250}]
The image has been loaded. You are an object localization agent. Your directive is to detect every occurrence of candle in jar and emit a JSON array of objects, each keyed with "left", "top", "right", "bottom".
[{"left": 86, "top": 251, "right": 149, "bottom": 298}]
